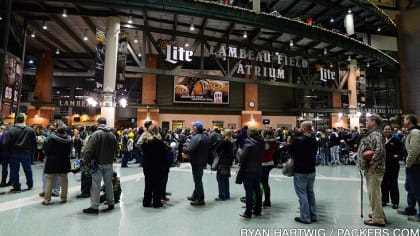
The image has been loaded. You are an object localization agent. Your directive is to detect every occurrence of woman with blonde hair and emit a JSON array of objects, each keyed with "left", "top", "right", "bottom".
[
  {"left": 141, "top": 125, "right": 167, "bottom": 208},
  {"left": 215, "top": 129, "right": 234, "bottom": 201}
]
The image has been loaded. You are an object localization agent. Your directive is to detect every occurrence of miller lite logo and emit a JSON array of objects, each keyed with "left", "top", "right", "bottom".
[
  {"left": 165, "top": 45, "right": 193, "bottom": 64},
  {"left": 320, "top": 68, "right": 336, "bottom": 82}
]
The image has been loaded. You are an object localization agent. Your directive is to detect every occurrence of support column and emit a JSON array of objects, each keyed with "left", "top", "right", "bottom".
[
  {"left": 348, "top": 59, "right": 359, "bottom": 130},
  {"left": 242, "top": 63, "right": 262, "bottom": 129},
  {"left": 100, "top": 16, "right": 120, "bottom": 128},
  {"left": 28, "top": 51, "right": 55, "bottom": 127},
  {"left": 142, "top": 54, "right": 157, "bottom": 105},
  {"left": 253, "top": 0, "right": 261, "bottom": 13}
]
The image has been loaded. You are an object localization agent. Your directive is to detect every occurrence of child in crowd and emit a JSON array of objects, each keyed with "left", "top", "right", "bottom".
[{"left": 100, "top": 171, "right": 122, "bottom": 204}]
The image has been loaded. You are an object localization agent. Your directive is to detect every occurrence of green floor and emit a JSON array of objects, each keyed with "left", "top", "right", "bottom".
[{"left": 0, "top": 162, "right": 418, "bottom": 236}]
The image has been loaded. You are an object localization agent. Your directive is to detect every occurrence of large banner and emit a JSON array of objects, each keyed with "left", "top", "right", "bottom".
[
  {"left": 2, "top": 54, "right": 21, "bottom": 106},
  {"left": 95, "top": 28, "right": 105, "bottom": 89},
  {"left": 173, "top": 70, "right": 229, "bottom": 104}
]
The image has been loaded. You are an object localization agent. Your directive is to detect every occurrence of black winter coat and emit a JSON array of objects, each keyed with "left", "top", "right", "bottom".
[
  {"left": 44, "top": 133, "right": 72, "bottom": 174},
  {"left": 290, "top": 134, "right": 317, "bottom": 174},
  {"left": 239, "top": 136, "right": 265, "bottom": 174}
]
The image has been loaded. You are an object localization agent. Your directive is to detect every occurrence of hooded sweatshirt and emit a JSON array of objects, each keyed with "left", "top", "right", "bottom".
[
  {"left": 83, "top": 124, "right": 118, "bottom": 165},
  {"left": 44, "top": 132, "right": 72, "bottom": 174},
  {"left": 239, "top": 135, "right": 265, "bottom": 174}
]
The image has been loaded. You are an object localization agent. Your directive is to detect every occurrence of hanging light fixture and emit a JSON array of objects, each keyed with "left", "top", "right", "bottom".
[
  {"left": 83, "top": 29, "right": 88, "bottom": 41},
  {"left": 323, "top": 48, "right": 327, "bottom": 55},
  {"left": 30, "top": 31, "right": 36, "bottom": 38},
  {"left": 330, "top": 63, "right": 333, "bottom": 68},
  {"left": 330, "top": 17, "right": 334, "bottom": 23},
  {"left": 62, "top": 8, "right": 67, "bottom": 17},
  {"left": 344, "top": 9, "right": 354, "bottom": 35},
  {"left": 185, "top": 42, "right": 189, "bottom": 47},
  {"left": 289, "top": 39, "right": 294, "bottom": 47},
  {"left": 56, "top": 48, "right": 60, "bottom": 55},
  {"left": 243, "top": 30, "right": 247, "bottom": 39},
  {"left": 377, "top": 26, "right": 381, "bottom": 32},
  {"left": 190, "top": 18, "right": 195, "bottom": 31},
  {"left": 134, "top": 31, "right": 138, "bottom": 43},
  {"left": 367, "top": 62, "right": 370, "bottom": 67},
  {"left": 380, "top": 67, "right": 383, "bottom": 73},
  {"left": 347, "top": 55, "right": 351, "bottom": 61},
  {"left": 42, "top": 21, "right": 48, "bottom": 30}
]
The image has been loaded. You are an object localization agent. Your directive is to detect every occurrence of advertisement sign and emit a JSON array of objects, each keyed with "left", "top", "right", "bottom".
[
  {"left": 95, "top": 28, "right": 105, "bottom": 89},
  {"left": 173, "top": 70, "right": 229, "bottom": 104},
  {"left": 2, "top": 54, "right": 21, "bottom": 106}
]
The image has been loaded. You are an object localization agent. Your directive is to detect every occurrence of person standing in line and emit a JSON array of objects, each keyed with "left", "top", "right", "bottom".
[
  {"left": 381, "top": 125, "right": 403, "bottom": 209},
  {"left": 238, "top": 127, "right": 265, "bottom": 218},
  {"left": 82, "top": 118, "right": 118, "bottom": 214},
  {"left": 42, "top": 121, "right": 72, "bottom": 205},
  {"left": 261, "top": 128, "right": 277, "bottom": 207},
  {"left": 0, "top": 125, "right": 12, "bottom": 187},
  {"left": 397, "top": 114, "right": 420, "bottom": 222},
  {"left": 289, "top": 121, "right": 318, "bottom": 224},
  {"left": 358, "top": 114, "right": 386, "bottom": 227},
  {"left": 141, "top": 125, "right": 167, "bottom": 208},
  {"left": 215, "top": 129, "right": 234, "bottom": 201},
  {"left": 329, "top": 128, "right": 340, "bottom": 165},
  {"left": 4, "top": 114, "right": 36, "bottom": 193},
  {"left": 185, "top": 121, "right": 209, "bottom": 206}
]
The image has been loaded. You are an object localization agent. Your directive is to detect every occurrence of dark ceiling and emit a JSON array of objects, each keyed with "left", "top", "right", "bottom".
[{"left": 1, "top": 0, "right": 399, "bottom": 76}]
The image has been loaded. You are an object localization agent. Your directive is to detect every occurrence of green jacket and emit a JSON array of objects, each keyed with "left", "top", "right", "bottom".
[{"left": 83, "top": 125, "right": 117, "bottom": 165}]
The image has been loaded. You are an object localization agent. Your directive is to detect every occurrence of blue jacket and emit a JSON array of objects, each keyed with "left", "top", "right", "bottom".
[{"left": 185, "top": 132, "right": 210, "bottom": 167}]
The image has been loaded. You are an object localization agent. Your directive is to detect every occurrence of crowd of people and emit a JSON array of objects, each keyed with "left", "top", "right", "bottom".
[{"left": 0, "top": 113, "right": 420, "bottom": 226}]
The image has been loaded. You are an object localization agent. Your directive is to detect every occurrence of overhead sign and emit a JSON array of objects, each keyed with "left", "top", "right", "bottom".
[{"left": 173, "top": 70, "right": 228, "bottom": 104}]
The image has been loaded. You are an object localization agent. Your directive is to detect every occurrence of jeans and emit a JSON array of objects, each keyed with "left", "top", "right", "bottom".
[
  {"left": 330, "top": 145, "right": 339, "bottom": 164},
  {"left": 261, "top": 165, "right": 273, "bottom": 203},
  {"left": 293, "top": 172, "right": 316, "bottom": 222},
  {"left": 216, "top": 170, "right": 230, "bottom": 200},
  {"left": 1, "top": 152, "right": 9, "bottom": 177},
  {"left": 243, "top": 173, "right": 262, "bottom": 216},
  {"left": 10, "top": 152, "right": 33, "bottom": 190},
  {"left": 405, "top": 165, "right": 420, "bottom": 216},
  {"left": 121, "top": 151, "right": 129, "bottom": 167},
  {"left": 90, "top": 164, "right": 114, "bottom": 209},
  {"left": 42, "top": 172, "right": 61, "bottom": 194},
  {"left": 191, "top": 166, "right": 205, "bottom": 202}
]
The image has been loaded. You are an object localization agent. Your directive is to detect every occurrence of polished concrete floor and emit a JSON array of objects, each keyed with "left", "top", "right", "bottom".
[{"left": 0, "top": 162, "right": 418, "bottom": 236}]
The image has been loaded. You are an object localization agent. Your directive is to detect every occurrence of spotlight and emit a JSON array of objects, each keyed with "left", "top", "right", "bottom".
[
  {"left": 190, "top": 18, "right": 195, "bottom": 31},
  {"left": 289, "top": 39, "right": 293, "bottom": 47},
  {"left": 128, "top": 15, "right": 133, "bottom": 24},
  {"left": 56, "top": 48, "right": 60, "bottom": 55},
  {"left": 28, "top": 59, "right": 34, "bottom": 64},
  {"left": 347, "top": 55, "right": 351, "bottom": 61},
  {"left": 348, "top": 8, "right": 352, "bottom": 14},
  {"left": 42, "top": 21, "right": 48, "bottom": 30},
  {"left": 243, "top": 31, "right": 247, "bottom": 38},
  {"left": 119, "top": 98, "right": 128, "bottom": 108},
  {"left": 367, "top": 62, "right": 370, "bottom": 67},
  {"left": 83, "top": 29, "right": 88, "bottom": 41},
  {"left": 380, "top": 67, "right": 383, "bottom": 73},
  {"left": 330, "top": 17, "right": 334, "bottom": 23},
  {"left": 134, "top": 31, "right": 138, "bottom": 43},
  {"left": 138, "top": 53, "right": 142, "bottom": 58},
  {"left": 185, "top": 43, "right": 189, "bottom": 47},
  {"left": 62, "top": 8, "right": 67, "bottom": 17},
  {"left": 30, "top": 32, "right": 36, "bottom": 38},
  {"left": 330, "top": 63, "right": 333, "bottom": 68},
  {"left": 377, "top": 26, "right": 381, "bottom": 32},
  {"left": 323, "top": 48, "right": 327, "bottom": 55}
]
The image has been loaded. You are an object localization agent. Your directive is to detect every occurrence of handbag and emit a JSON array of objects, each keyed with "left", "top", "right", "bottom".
[
  {"left": 235, "top": 169, "right": 244, "bottom": 184},
  {"left": 282, "top": 158, "right": 294, "bottom": 177},
  {"left": 211, "top": 153, "right": 220, "bottom": 171}
]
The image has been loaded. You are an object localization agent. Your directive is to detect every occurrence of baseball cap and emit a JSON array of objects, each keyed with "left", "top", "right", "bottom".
[
  {"left": 16, "top": 113, "right": 25, "bottom": 123},
  {"left": 192, "top": 121, "right": 203, "bottom": 130}
]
